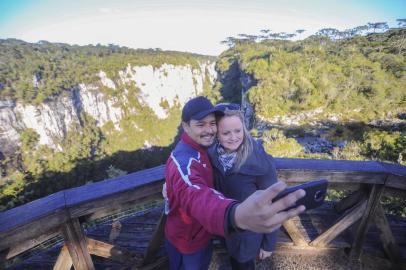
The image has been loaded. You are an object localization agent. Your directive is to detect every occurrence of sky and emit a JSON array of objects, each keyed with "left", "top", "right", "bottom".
[{"left": 0, "top": 0, "right": 405, "bottom": 55}]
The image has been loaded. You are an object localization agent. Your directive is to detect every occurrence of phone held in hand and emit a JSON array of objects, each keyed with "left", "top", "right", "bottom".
[{"left": 272, "top": 179, "right": 328, "bottom": 211}]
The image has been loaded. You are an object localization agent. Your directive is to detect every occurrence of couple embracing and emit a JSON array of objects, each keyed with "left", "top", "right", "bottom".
[{"left": 164, "top": 96, "right": 306, "bottom": 270}]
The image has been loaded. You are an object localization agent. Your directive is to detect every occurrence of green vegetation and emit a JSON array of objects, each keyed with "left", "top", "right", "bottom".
[
  {"left": 218, "top": 29, "right": 406, "bottom": 122},
  {"left": 0, "top": 39, "right": 215, "bottom": 104},
  {"left": 217, "top": 27, "right": 406, "bottom": 217},
  {"left": 0, "top": 40, "right": 217, "bottom": 211},
  {"left": 1, "top": 27, "right": 405, "bottom": 218}
]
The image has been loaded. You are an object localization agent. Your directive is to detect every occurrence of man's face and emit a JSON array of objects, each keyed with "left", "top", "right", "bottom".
[{"left": 182, "top": 113, "right": 217, "bottom": 147}]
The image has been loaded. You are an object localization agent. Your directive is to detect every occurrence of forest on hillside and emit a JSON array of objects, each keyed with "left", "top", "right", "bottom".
[
  {"left": 0, "top": 25, "right": 405, "bottom": 216},
  {"left": 215, "top": 26, "right": 406, "bottom": 216},
  {"left": 0, "top": 41, "right": 216, "bottom": 211},
  {"left": 0, "top": 39, "right": 215, "bottom": 104},
  {"left": 216, "top": 27, "right": 406, "bottom": 162}
]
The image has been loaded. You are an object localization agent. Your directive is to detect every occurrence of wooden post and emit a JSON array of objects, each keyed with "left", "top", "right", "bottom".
[
  {"left": 282, "top": 219, "right": 309, "bottom": 246},
  {"left": 53, "top": 245, "right": 73, "bottom": 270},
  {"left": 334, "top": 185, "right": 367, "bottom": 213},
  {"left": 143, "top": 213, "right": 167, "bottom": 265},
  {"left": 310, "top": 200, "right": 367, "bottom": 248},
  {"left": 374, "top": 204, "right": 401, "bottom": 264},
  {"left": 349, "top": 184, "right": 385, "bottom": 260},
  {"left": 87, "top": 238, "right": 138, "bottom": 264},
  {"left": 61, "top": 218, "right": 95, "bottom": 270}
]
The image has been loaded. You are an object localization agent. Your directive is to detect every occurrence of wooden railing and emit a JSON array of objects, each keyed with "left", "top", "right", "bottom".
[{"left": 0, "top": 158, "right": 405, "bottom": 269}]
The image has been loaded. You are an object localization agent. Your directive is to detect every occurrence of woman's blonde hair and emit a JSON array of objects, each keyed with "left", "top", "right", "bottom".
[{"left": 217, "top": 109, "right": 253, "bottom": 172}]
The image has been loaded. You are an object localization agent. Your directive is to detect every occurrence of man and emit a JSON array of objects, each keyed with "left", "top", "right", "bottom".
[{"left": 165, "top": 96, "right": 305, "bottom": 269}]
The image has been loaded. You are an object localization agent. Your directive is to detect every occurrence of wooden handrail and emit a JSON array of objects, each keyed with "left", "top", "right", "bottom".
[{"left": 0, "top": 158, "right": 405, "bottom": 268}]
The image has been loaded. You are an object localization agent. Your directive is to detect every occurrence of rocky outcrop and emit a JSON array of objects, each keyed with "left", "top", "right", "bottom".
[{"left": 0, "top": 62, "right": 216, "bottom": 154}]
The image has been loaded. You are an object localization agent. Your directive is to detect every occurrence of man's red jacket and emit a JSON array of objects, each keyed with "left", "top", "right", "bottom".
[{"left": 164, "top": 133, "right": 235, "bottom": 254}]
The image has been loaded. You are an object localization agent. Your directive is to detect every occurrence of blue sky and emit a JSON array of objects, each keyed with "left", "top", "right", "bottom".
[{"left": 0, "top": 0, "right": 405, "bottom": 55}]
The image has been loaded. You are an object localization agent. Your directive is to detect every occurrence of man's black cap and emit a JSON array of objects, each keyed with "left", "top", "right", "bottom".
[{"left": 182, "top": 96, "right": 222, "bottom": 122}]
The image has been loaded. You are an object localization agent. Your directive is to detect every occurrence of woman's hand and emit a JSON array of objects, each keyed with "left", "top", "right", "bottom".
[{"left": 258, "top": 249, "right": 272, "bottom": 260}]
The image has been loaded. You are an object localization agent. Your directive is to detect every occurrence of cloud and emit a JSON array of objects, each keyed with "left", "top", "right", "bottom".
[{"left": 99, "top": 8, "right": 111, "bottom": 14}]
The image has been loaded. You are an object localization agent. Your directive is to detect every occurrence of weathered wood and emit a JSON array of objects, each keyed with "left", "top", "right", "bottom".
[
  {"left": 143, "top": 213, "right": 167, "bottom": 265},
  {"left": 53, "top": 244, "right": 72, "bottom": 270},
  {"left": 67, "top": 182, "right": 163, "bottom": 219},
  {"left": 334, "top": 186, "right": 368, "bottom": 213},
  {"left": 282, "top": 219, "right": 309, "bottom": 246},
  {"left": 61, "top": 218, "right": 94, "bottom": 270},
  {"left": 349, "top": 184, "right": 385, "bottom": 260},
  {"left": 135, "top": 256, "right": 168, "bottom": 270},
  {"left": 64, "top": 166, "right": 165, "bottom": 210},
  {"left": 87, "top": 238, "right": 136, "bottom": 263},
  {"left": 6, "top": 230, "right": 59, "bottom": 259},
  {"left": 1, "top": 158, "right": 406, "bottom": 268},
  {"left": 373, "top": 204, "right": 401, "bottom": 263},
  {"left": 385, "top": 174, "right": 406, "bottom": 191},
  {"left": 310, "top": 200, "right": 367, "bottom": 247},
  {"left": 0, "top": 209, "right": 69, "bottom": 251},
  {"left": 84, "top": 193, "right": 162, "bottom": 223},
  {"left": 278, "top": 170, "right": 387, "bottom": 185},
  {"left": 109, "top": 220, "right": 122, "bottom": 243},
  {"left": 0, "top": 248, "right": 8, "bottom": 269}
]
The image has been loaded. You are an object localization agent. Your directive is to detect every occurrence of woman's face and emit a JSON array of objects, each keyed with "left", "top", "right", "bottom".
[{"left": 217, "top": 115, "right": 244, "bottom": 153}]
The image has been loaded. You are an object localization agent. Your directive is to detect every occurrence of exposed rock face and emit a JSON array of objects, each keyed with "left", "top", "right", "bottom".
[
  {"left": 216, "top": 60, "right": 256, "bottom": 128},
  {"left": 0, "top": 62, "right": 216, "bottom": 154},
  {"left": 120, "top": 62, "right": 216, "bottom": 118},
  {"left": 240, "top": 70, "right": 256, "bottom": 129}
]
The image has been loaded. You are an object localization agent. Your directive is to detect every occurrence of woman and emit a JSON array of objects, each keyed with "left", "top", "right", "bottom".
[{"left": 208, "top": 103, "right": 278, "bottom": 270}]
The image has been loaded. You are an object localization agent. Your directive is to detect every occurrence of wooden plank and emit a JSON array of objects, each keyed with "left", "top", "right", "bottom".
[
  {"left": 68, "top": 182, "right": 163, "bottom": 219},
  {"left": 373, "top": 204, "right": 401, "bottom": 263},
  {"left": 273, "top": 243, "right": 344, "bottom": 255},
  {"left": 349, "top": 184, "right": 385, "bottom": 260},
  {"left": 334, "top": 186, "right": 368, "bottom": 213},
  {"left": 143, "top": 213, "right": 167, "bottom": 265},
  {"left": 277, "top": 170, "right": 387, "bottom": 185},
  {"left": 109, "top": 220, "right": 122, "bottom": 243},
  {"left": 64, "top": 166, "right": 165, "bottom": 209},
  {"left": 136, "top": 256, "right": 168, "bottom": 270},
  {"left": 6, "top": 230, "right": 59, "bottom": 259},
  {"left": 0, "top": 248, "right": 8, "bottom": 270},
  {"left": 83, "top": 193, "right": 162, "bottom": 223},
  {"left": 383, "top": 187, "right": 406, "bottom": 198},
  {"left": 385, "top": 174, "right": 406, "bottom": 190},
  {"left": 0, "top": 191, "right": 66, "bottom": 233},
  {"left": 282, "top": 219, "right": 309, "bottom": 246},
  {"left": 310, "top": 200, "right": 367, "bottom": 248},
  {"left": 87, "top": 238, "right": 136, "bottom": 263},
  {"left": 53, "top": 244, "right": 72, "bottom": 270},
  {"left": 0, "top": 209, "right": 69, "bottom": 251},
  {"left": 274, "top": 158, "right": 387, "bottom": 174},
  {"left": 61, "top": 218, "right": 94, "bottom": 270}
]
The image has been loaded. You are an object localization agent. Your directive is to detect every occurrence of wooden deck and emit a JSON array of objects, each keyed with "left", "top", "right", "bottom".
[
  {"left": 1, "top": 158, "right": 406, "bottom": 270},
  {"left": 5, "top": 201, "right": 406, "bottom": 270}
]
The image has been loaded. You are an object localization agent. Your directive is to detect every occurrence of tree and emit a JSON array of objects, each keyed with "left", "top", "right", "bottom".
[
  {"left": 316, "top": 28, "right": 340, "bottom": 40},
  {"left": 397, "top": 19, "right": 406, "bottom": 28},
  {"left": 367, "top": 22, "right": 389, "bottom": 33}
]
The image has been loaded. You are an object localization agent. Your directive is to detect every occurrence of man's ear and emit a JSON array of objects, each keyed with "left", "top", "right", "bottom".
[{"left": 181, "top": 121, "right": 189, "bottom": 133}]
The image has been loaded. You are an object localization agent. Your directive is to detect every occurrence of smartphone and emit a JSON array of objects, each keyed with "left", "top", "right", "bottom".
[{"left": 272, "top": 179, "right": 328, "bottom": 211}]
